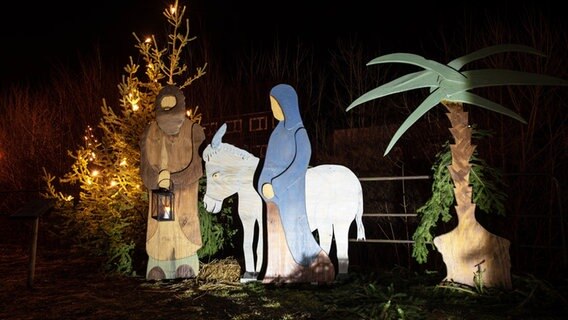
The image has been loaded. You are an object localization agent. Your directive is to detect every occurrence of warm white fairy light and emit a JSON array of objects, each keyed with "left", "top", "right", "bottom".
[
  {"left": 126, "top": 88, "right": 140, "bottom": 111},
  {"left": 91, "top": 169, "right": 99, "bottom": 177},
  {"left": 84, "top": 125, "right": 99, "bottom": 161},
  {"left": 128, "top": 90, "right": 140, "bottom": 112},
  {"left": 120, "top": 158, "right": 127, "bottom": 166},
  {"left": 110, "top": 180, "right": 118, "bottom": 187}
]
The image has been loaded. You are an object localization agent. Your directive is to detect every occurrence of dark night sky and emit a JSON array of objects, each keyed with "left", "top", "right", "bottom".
[
  {"left": 0, "top": 1, "right": 564, "bottom": 86},
  {"left": 0, "top": 1, "right": 162, "bottom": 85}
]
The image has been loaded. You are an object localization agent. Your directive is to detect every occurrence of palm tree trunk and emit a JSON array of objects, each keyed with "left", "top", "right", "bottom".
[{"left": 433, "top": 101, "right": 512, "bottom": 290}]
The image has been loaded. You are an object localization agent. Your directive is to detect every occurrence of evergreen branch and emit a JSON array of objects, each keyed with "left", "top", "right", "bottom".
[{"left": 412, "top": 129, "right": 507, "bottom": 263}]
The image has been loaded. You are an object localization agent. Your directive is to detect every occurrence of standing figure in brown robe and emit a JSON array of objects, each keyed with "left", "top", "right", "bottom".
[{"left": 140, "top": 85, "right": 205, "bottom": 280}]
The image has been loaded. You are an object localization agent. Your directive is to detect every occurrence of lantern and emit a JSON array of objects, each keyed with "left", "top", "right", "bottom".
[{"left": 151, "top": 187, "right": 175, "bottom": 221}]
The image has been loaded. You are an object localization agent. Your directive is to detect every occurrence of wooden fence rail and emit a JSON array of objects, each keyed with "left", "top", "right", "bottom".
[{"left": 349, "top": 175, "right": 430, "bottom": 244}]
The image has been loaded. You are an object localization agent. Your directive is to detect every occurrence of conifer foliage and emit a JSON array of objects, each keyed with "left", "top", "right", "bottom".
[
  {"left": 411, "top": 128, "right": 507, "bottom": 264},
  {"left": 42, "top": 1, "right": 225, "bottom": 275}
]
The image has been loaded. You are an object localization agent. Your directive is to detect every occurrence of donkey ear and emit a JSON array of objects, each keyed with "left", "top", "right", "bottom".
[{"left": 211, "top": 123, "right": 227, "bottom": 149}]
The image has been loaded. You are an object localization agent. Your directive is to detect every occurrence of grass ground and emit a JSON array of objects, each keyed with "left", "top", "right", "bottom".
[{"left": 1, "top": 242, "right": 567, "bottom": 320}]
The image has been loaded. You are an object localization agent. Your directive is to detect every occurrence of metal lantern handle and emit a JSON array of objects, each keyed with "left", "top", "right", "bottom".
[{"left": 157, "top": 177, "right": 174, "bottom": 191}]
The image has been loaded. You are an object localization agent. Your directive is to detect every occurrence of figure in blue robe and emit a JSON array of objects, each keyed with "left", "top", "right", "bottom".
[{"left": 258, "top": 83, "right": 334, "bottom": 283}]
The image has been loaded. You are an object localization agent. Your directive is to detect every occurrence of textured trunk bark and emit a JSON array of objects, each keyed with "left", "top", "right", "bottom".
[{"left": 433, "top": 101, "right": 512, "bottom": 290}]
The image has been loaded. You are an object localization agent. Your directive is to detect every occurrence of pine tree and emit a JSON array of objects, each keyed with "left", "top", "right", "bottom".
[{"left": 43, "top": 0, "right": 212, "bottom": 275}]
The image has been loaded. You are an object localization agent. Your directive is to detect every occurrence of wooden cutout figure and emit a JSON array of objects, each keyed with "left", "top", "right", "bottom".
[
  {"left": 202, "top": 124, "right": 366, "bottom": 282},
  {"left": 202, "top": 125, "right": 264, "bottom": 283},
  {"left": 140, "top": 85, "right": 205, "bottom": 280},
  {"left": 258, "top": 83, "right": 335, "bottom": 284},
  {"left": 432, "top": 101, "right": 511, "bottom": 289},
  {"left": 345, "top": 45, "right": 568, "bottom": 289},
  {"left": 305, "top": 164, "right": 366, "bottom": 277}
]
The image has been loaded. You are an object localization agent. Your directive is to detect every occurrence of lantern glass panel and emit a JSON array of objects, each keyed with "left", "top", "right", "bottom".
[{"left": 151, "top": 188, "right": 175, "bottom": 221}]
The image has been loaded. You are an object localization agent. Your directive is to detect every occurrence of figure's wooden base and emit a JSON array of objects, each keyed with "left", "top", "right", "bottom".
[
  {"left": 434, "top": 221, "right": 512, "bottom": 290},
  {"left": 262, "top": 202, "right": 335, "bottom": 284},
  {"left": 146, "top": 254, "right": 199, "bottom": 280}
]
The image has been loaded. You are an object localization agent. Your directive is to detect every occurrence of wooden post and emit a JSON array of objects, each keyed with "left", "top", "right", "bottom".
[
  {"left": 28, "top": 216, "right": 39, "bottom": 288},
  {"left": 9, "top": 198, "right": 55, "bottom": 289}
]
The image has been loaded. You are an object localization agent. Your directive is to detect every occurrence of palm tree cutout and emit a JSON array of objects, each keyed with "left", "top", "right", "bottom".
[{"left": 347, "top": 44, "right": 568, "bottom": 289}]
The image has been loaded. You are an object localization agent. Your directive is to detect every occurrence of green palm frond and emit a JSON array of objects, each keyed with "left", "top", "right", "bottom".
[
  {"left": 367, "top": 53, "right": 465, "bottom": 81},
  {"left": 448, "top": 44, "right": 545, "bottom": 70},
  {"left": 461, "top": 69, "right": 568, "bottom": 89},
  {"left": 347, "top": 71, "right": 437, "bottom": 110},
  {"left": 447, "top": 92, "right": 526, "bottom": 123},
  {"left": 347, "top": 44, "right": 568, "bottom": 155},
  {"left": 384, "top": 89, "right": 445, "bottom": 155}
]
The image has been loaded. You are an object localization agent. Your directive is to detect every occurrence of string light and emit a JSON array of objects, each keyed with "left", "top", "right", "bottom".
[
  {"left": 127, "top": 89, "right": 140, "bottom": 112},
  {"left": 186, "top": 106, "right": 202, "bottom": 124},
  {"left": 84, "top": 125, "right": 98, "bottom": 146},
  {"left": 84, "top": 125, "right": 98, "bottom": 161}
]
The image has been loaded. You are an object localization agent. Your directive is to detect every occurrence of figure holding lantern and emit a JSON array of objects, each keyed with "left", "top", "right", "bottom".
[{"left": 140, "top": 85, "right": 205, "bottom": 280}]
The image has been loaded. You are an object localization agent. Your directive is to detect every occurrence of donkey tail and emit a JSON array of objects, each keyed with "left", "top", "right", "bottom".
[{"left": 355, "top": 191, "right": 366, "bottom": 240}]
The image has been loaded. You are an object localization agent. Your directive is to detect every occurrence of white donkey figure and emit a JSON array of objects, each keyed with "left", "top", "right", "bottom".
[{"left": 202, "top": 123, "right": 365, "bottom": 281}]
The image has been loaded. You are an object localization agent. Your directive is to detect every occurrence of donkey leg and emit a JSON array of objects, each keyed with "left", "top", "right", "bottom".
[
  {"left": 254, "top": 218, "right": 263, "bottom": 274},
  {"left": 334, "top": 223, "right": 351, "bottom": 275},
  {"left": 241, "top": 220, "right": 256, "bottom": 275},
  {"left": 317, "top": 223, "right": 334, "bottom": 256}
]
